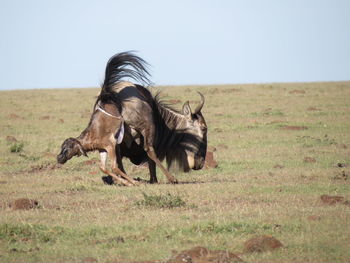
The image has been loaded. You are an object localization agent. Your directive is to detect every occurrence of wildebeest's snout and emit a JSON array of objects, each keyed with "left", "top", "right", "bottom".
[
  {"left": 57, "top": 148, "right": 68, "bottom": 164},
  {"left": 193, "top": 156, "right": 205, "bottom": 170},
  {"left": 56, "top": 138, "right": 82, "bottom": 164}
]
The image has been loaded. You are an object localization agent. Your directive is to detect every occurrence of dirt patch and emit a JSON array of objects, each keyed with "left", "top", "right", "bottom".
[
  {"left": 6, "top": 136, "right": 18, "bottom": 142},
  {"left": 289, "top": 89, "right": 305, "bottom": 94},
  {"left": 167, "top": 246, "right": 244, "bottom": 263},
  {"left": 320, "top": 195, "right": 345, "bottom": 205},
  {"left": 10, "top": 198, "right": 39, "bottom": 210},
  {"left": 307, "top": 107, "right": 321, "bottom": 111},
  {"left": 243, "top": 235, "right": 283, "bottom": 253},
  {"left": 307, "top": 215, "right": 321, "bottom": 221},
  {"left": 28, "top": 163, "right": 60, "bottom": 173},
  {"left": 9, "top": 113, "right": 21, "bottom": 119},
  {"left": 82, "top": 257, "right": 98, "bottom": 263},
  {"left": 337, "top": 144, "right": 348, "bottom": 149},
  {"left": 205, "top": 151, "right": 218, "bottom": 169},
  {"left": 84, "top": 159, "right": 98, "bottom": 165},
  {"left": 280, "top": 125, "right": 308, "bottom": 131},
  {"left": 39, "top": 115, "right": 50, "bottom": 120},
  {"left": 304, "top": 157, "right": 316, "bottom": 163}
]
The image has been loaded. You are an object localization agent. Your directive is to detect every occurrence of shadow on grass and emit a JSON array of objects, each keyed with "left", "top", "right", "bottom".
[{"left": 101, "top": 175, "right": 206, "bottom": 185}]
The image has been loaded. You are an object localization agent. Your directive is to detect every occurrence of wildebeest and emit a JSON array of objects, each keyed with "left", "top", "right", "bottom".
[
  {"left": 57, "top": 51, "right": 207, "bottom": 184},
  {"left": 57, "top": 101, "right": 138, "bottom": 186}
]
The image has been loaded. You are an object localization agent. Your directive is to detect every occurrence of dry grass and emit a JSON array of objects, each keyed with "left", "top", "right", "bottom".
[{"left": 0, "top": 82, "right": 350, "bottom": 262}]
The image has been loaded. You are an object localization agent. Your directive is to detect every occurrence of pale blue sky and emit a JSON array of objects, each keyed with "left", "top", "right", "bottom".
[{"left": 0, "top": 0, "right": 349, "bottom": 90}]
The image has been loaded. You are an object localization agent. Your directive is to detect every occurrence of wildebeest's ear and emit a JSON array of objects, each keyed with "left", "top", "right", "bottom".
[
  {"left": 77, "top": 143, "right": 88, "bottom": 157},
  {"left": 182, "top": 101, "right": 192, "bottom": 118}
]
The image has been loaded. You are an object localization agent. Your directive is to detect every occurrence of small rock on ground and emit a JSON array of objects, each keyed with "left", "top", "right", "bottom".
[
  {"left": 10, "top": 198, "right": 39, "bottom": 210},
  {"left": 205, "top": 151, "right": 218, "bottom": 169},
  {"left": 320, "top": 195, "right": 345, "bottom": 205},
  {"left": 243, "top": 235, "right": 283, "bottom": 253}
]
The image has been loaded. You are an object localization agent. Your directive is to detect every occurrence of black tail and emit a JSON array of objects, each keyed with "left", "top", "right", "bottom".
[{"left": 102, "top": 51, "right": 151, "bottom": 91}]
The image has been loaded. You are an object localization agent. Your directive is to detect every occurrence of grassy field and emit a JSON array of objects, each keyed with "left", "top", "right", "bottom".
[{"left": 0, "top": 82, "right": 349, "bottom": 262}]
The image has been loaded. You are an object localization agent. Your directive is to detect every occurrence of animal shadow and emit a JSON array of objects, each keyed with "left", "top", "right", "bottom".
[{"left": 101, "top": 176, "right": 205, "bottom": 185}]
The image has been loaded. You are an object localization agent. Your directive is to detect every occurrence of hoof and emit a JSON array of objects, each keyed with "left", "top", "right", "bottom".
[
  {"left": 132, "top": 181, "right": 141, "bottom": 186},
  {"left": 169, "top": 179, "right": 178, "bottom": 184},
  {"left": 149, "top": 180, "right": 158, "bottom": 184},
  {"left": 102, "top": 176, "right": 114, "bottom": 185}
]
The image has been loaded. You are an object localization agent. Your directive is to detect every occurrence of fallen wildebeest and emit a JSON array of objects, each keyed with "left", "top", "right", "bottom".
[{"left": 57, "top": 51, "right": 207, "bottom": 185}]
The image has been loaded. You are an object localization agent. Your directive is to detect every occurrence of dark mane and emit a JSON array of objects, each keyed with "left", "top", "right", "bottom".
[
  {"left": 153, "top": 93, "right": 182, "bottom": 114},
  {"left": 150, "top": 93, "right": 202, "bottom": 172},
  {"left": 123, "top": 85, "right": 198, "bottom": 172}
]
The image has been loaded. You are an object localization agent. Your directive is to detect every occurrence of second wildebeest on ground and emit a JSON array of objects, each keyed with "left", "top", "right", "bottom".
[
  {"left": 58, "top": 51, "right": 207, "bottom": 184},
  {"left": 57, "top": 100, "right": 139, "bottom": 186}
]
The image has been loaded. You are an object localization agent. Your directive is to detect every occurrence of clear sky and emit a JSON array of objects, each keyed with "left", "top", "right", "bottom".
[{"left": 0, "top": 0, "right": 349, "bottom": 90}]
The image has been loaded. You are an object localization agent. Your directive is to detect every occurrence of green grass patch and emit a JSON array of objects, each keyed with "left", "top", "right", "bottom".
[
  {"left": 296, "top": 135, "right": 337, "bottom": 148},
  {"left": 10, "top": 142, "right": 24, "bottom": 153},
  {"left": 186, "top": 221, "right": 273, "bottom": 235},
  {"left": 0, "top": 224, "right": 68, "bottom": 244},
  {"left": 135, "top": 192, "right": 187, "bottom": 209}
]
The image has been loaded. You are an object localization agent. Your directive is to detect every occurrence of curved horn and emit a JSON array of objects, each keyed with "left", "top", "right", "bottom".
[{"left": 194, "top": 92, "right": 205, "bottom": 114}]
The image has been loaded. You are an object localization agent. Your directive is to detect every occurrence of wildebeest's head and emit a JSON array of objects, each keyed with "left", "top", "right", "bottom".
[
  {"left": 180, "top": 92, "right": 207, "bottom": 171},
  {"left": 57, "top": 138, "right": 87, "bottom": 164}
]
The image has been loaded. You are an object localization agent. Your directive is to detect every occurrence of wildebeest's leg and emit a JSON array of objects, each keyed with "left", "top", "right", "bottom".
[
  {"left": 115, "top": 146, "right": 126, "bottom": 174},
  {"left": 100, "top": 151, "right": 108, "bottom": 169},
  {"left": 146, "top": 146, "right": 177, "bottom": 183},
  {"left": 148, "top": 159, "right": 158, "bottom": 184},
  {"left": 140, "top": 127, "right": 177, "bottom": 183},
  {"left": 99, "top": 151, "right": 131, "bottom": 186},
  {"left": 107, "top": 146, "right": 140, "bottom": 186}
]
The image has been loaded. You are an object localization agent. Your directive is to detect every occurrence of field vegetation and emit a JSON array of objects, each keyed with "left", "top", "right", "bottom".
[{"left": 0, "top": 82, "right": 349, "bottom": 262}]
